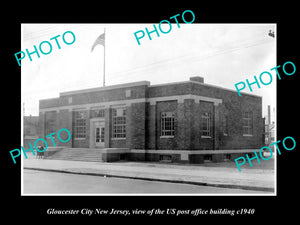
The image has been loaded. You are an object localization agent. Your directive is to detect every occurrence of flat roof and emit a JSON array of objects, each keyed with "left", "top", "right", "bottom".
[
  {"left": 57, "top": 79, "right": 261, "bottom": 98},
  {"left": 150, "top": 80, "right": 262, "bottom": 98},
  {"left": 60, "top": 81, "right": 150, "bottom": 96}
]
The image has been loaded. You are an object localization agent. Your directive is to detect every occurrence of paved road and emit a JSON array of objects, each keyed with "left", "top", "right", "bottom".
[{"left": 23, "top": 169, "right": 267, "bottom": 194}]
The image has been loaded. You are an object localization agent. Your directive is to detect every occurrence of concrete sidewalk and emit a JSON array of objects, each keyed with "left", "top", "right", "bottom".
[{"left": 23, "top": 159, "right": 275, "bottom": 193}]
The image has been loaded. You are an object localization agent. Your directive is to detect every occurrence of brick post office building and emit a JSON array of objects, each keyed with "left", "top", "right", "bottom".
[{"left": 39, "top": 76, "right": 264, "bottom": 163}]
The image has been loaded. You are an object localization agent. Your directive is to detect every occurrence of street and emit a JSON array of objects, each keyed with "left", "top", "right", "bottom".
[{"left": 23, "top": 169, "right": 267, "bottom": 194}]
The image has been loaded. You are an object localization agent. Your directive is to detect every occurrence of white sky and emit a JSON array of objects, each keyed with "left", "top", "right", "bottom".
[{"left": 21, "top": 23, "right": 276, "bottom": 119}]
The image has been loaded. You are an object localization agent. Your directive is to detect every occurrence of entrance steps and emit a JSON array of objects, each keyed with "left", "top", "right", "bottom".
[{"left": 46, "top": 148, "right": 103, "bottom": 162}]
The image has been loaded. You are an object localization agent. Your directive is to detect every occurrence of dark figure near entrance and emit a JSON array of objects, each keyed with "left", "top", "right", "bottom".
[{"left": 36, "top": 146, "right": 45, "bottom": 159}]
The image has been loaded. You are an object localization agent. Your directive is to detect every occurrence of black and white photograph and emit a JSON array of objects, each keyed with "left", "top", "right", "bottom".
[
  {"left": 4, "top": 4, "right": 298, "bottom": 221},
  {"left": 20, "top": 23, "right": 276, "bottom": 195}
]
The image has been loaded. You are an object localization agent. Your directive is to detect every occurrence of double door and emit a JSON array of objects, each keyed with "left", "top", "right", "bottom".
[
  {"left": 90, "top": 119, "right": 105, "bottom": 148},
  {"left": 95, "top": 125, "right": 105, "bottom": 147}
]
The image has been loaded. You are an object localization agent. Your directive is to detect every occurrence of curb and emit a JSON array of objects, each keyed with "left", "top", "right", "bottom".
[{"left": 24, "top": 167, "right": 274, "bottom": 193}]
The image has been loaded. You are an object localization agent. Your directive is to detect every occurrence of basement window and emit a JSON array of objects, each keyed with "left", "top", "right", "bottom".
[
  {"left": 120, "top": 154, "right": 126, "bottom": 161},
  {"left": 224, "top": 154, "right": 231, "bottom": 161},
  {"left": 159, "top": 154, "right": 172, "bottom": 162},
  {"left": 204, "top": 154, "right": 212, "bottom": 162}
]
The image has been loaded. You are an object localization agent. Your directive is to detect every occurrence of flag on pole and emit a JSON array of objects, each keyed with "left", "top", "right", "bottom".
[
  {"left": 91, "top": 30, "right": 106, "bottom": 86},
  {"left": 91, "top": 33, "right": 105, "bottom": 52}
]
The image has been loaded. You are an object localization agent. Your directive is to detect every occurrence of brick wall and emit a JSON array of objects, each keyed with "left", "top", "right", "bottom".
[
  {"left": 38, "top": 112, "right": 45, "bottom": 138},
  {"left": 39, "top": 80, "right": 263, "bottom": 152},
  {"left": 218, "top": 94, "right": 264, "bottom": 149},
  {"left": 130, "top": 102, "right": 146, "bottom": 149},
  {"left": 60, "top": 85, "right": 148, "bottom": 107},
  {"left": 145, "top": 103, "right": 156, "bottom": 149},
  {"left": 39, "top": 98, "right": 59, "bottom": 109},
  {"left": 177, "top": 99, "right": 195, "bottom": 150},
  {"left": 72, "top": 110, "right": 90, "bottom": 148},
  {"left": 195, "top": 101, "right": 214, "bottom": 150},
  {"left": 189, "top": 82, "right": 263, "bottom": 150},
  {"left": 56, "top": 109, "right": 72, "bottom": 147},
  {"left": 104, "top": 108, "right": 110, "bottom": 148},
  {"left": 147, "top": 83, "right": 191, "bottom": 98}
]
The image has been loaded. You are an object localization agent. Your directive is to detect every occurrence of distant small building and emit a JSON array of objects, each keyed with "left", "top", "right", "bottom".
[
  {"left": 23, "top": 115, "right": 39, "bottom": 149},
  {"left": 265, "top": 105, "right": 275, "bottom": 150},
  {"left": 39, "top": 76, "right": 264, "bottom": 163},
  {"left": 265, "top": 122, "right": 275, "bottom": 144}
]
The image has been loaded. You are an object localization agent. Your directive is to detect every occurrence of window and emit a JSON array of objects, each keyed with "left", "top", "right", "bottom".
[
  {"left": 45, "top": 111, "right": 56, "bottom": 134},
  {"left": 159, "top": 154, "right": 172, "bottom": 162},
  {"left": 200, "top": 112, "right": 211, "bottom": 137},
  {"left": 161, "top": 112, "right": 175, "bottom": 137},
  {"left": 73, "top": 111, "right": 87, "bottom": 139},
  {"left": 242, "top": 111, "right": 253, "bottom": 135},
  {"left": 112, "top": 108, "right": 126, "bottom": 138},
  {"left": 91, "top": 108, "right": 105, "bottom": 118},
  {"left": 223, "top": 115, "right": 229, "bottom": 135},
  {"left": 204, "top": 154, "right": 212, "bottom": 162},
  {"left": 100, "top": 127, "right": 105, "bottom": 142},
  {"left": 120, "top": 154, "right": 126, "bottom": 160},
  {"left": 224, "top": 154, "right": 231, "bottom": 161},
  {"left": 125, "top": 89, "right": 131, "bottom": 98},
  {"left": 68, "top": 97, "right": 72, "bottom": 104}
]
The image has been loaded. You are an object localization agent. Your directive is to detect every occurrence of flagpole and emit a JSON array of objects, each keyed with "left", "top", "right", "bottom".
[{"left": 103, "top": 28, "right": 106, "bottom": 87}]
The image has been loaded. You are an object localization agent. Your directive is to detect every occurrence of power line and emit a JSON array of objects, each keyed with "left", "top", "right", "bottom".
[
  {"left": 22, "top": 27, "right": 275, "bottom": 93},
  {"left": 106, "top": 36, "right": 274, "bottom": 81}
]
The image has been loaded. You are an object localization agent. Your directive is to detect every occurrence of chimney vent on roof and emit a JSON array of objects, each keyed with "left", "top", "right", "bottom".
[{"left": 190, "top": 76, "right": 204, "bottom": 83}]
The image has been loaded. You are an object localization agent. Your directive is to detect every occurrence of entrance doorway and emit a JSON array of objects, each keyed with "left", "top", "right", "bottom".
[
  {"left": 95, "top": 125, "right": 105, "bottom": 147},
  {"left": 90, "top": 119, "right": 105, "bottom": 148}
]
